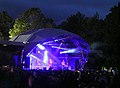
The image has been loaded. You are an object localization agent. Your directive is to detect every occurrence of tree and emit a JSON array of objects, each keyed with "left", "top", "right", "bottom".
[
  {"left": 9, "top": 8, "right": 54, "bottom": 38},
  {"left": 58, "top": 12, "right": 106, "bottom": 69},
  {"left": 104, "top": 3, "right": 120, "bottom": 70},
  {"left": 0, "top": 11, "right": 13, "bottom": 40},
  {"left": 58, "top": 12, "right": 103, "bottom": 43},
  {"left": 84, "top": 12, "right": 104, "bottom": 43},
  {"left": 59, "top": 12, "right": 87, "bottom": 34}
]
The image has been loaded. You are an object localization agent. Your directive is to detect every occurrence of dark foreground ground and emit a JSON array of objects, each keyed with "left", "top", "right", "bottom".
[{"left": 0, "top": 67, "right": 120, "bottom": 88}]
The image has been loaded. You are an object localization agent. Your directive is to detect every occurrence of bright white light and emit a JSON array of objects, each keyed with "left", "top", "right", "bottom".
[
  {"left": 55, "top": 39, "right": 58, "bottom": 42},
  {"left": 37, "top": 44, "right": 45, "bottom": 50},
  {"left": 49, "top": 59, "right": 52, "bottom": 64},
  {"left": 38, "top": 51, "right": 40, "bottom": 53},
  {"left": 26, "top": 53, "right": 30, "bottom": 57},
  {"left": 60, "top": 49, "right": 79, "bottom": 54},
  {"left": 43, "top": 51, "right": 48, "bottom": 63}
]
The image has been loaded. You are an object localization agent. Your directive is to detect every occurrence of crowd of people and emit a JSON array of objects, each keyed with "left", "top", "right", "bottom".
[{"left": 0, "top": 66, "right": 120, "bottom": 88}]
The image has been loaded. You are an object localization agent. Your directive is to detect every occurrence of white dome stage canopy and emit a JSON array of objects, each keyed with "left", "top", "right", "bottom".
[{"left": 10, "top": 28, "right": 90, "bottom": 70}]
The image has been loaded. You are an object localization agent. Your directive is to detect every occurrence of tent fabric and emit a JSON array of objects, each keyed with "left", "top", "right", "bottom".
[
  {"left": 8, "top": 28, "right": 90, "bottom": 60},
  {"left": 0, "top": 40, "right": 25, "bottom": 46},
  {"left": 9, "top": 28, "right": 83, "bottom": 43}
]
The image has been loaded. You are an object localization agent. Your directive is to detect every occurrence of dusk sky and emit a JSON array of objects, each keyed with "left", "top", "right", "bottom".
[{"left": 0, "top": 0, "right": 119, "bottom": 23}]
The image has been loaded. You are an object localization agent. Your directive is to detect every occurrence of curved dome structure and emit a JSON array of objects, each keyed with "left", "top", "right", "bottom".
[{"left": 10, "top": 28, "right": 90, "bottom": 70}]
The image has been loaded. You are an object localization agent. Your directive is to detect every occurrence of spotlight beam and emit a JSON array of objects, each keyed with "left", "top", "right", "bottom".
[
  {"left": 60, "top": 49, "right": 80, "bottom": 54},
  {"left": 29, "top": 54, "right": 42, "bottom": 62},
  {"left": 42, "top": 36, "right": 70, "bottom": 45},
  {"left": 43, "top": 51, "right": 48, "bottom": 63},
  {"left": 37, "top": 44, "right": 45, "bottom": 50},
  {"left": 52, "top": 46, "right": 89, "bottom": 52}
]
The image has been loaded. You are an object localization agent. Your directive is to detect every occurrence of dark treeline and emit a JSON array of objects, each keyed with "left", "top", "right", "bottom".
[
  {"left": 58, "top": 3, "right": 120, "bottom": 71},
  {"left": 0, "top": 3, "right": 120, "bottom": 71}
]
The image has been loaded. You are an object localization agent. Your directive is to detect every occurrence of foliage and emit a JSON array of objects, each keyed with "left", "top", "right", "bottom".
[
  {"left": 58, "top": 3, "right": 119, "bottom": 69},
  {"left": 59, "top": 12, "right": 86, "bottom": 34},
  {"left": 0, "top": 11, "right": 12, "bottom": 40},
  {"left": 9, "top": 8, "right": 54, "bottom": 38},
  {"left": 0, "top": 3, "right": 119, "bottom": 70},
  {"left": 58, "top": 12, "right": 104, "bottom": 44},
  {"left": 104, "top": 3, "right": 120, "bottom": 70}
]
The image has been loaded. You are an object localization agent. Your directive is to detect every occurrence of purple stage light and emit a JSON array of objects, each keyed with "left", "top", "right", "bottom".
[
  {"left": 29, "top": 54, "right": 42, "bottom": 69},
  {"left": 29, "top": 54, "right": 41, "bottom": 61},
  {"left": 25, "top": 34, "right": 90, "bottom": 70}
]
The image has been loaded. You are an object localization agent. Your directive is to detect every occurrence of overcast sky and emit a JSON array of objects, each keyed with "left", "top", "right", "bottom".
[{"left": 0, "top": 0, "right": 119, "bottom": 23}]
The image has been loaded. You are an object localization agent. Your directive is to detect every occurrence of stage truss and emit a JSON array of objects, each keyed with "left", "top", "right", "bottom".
[{"left": 24, "top": 34, "right": 90, "bottom": 70}]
